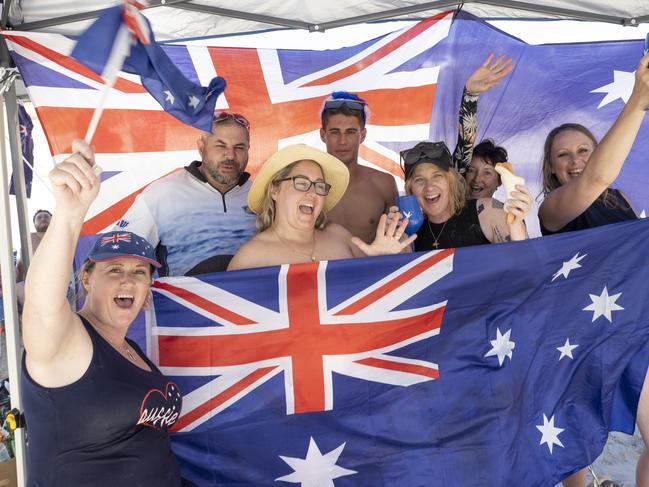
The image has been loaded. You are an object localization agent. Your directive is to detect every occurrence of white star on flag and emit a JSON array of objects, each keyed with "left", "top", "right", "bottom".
[
  {"left": 484, "top": 327, "right": 515, "bottom": 366},
  {"left": 111, "top": 244, "right": 119, "bottom": 249},
  {"left": 536, "top": 414, "right": 565, "bottom": 454},
  {"left": 583, "top": 286, "right": 624, "bottom": 323},
  {"left": 276, "top": 437, "right": 357, "bottom": 486},
  {"left": 552, "top": 252, "right": 587, "bottom": 282},
  {"left": 557, "top": 338, "right": 578, "bottom": 360},
  {"left": 163, "top": 90, "right": 175, "bottom": 105},
  {"left": 591, "top": 70, "right": 634, "bottom": 109},
  {"left": 188, "top": 94, "right": 200, "bottom": 108}
]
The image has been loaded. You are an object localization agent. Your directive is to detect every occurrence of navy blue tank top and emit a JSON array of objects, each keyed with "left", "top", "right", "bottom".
[
  {"left": 540, "top": 188, "right": 637, "bottom": 235},
  {"left": 21, "top": 316, "right": 182, "bottom": 487}
]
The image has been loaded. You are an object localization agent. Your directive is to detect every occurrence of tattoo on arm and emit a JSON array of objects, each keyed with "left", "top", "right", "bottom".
[
  {"left": 491, "top": 199, "right": 504, "bottom": 209},
  {"left": 452, "top": 88, "right": 479, "bottom": 173},
  {"left": 477, "top": 203, "right": 485, "bottom": 215},
  {"left": 491, "top": 225, "right": 511, "bottom": 243}
]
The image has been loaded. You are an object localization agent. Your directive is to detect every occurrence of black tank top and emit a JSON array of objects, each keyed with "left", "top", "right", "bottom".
[
  {"left": 540, "top": 188, "right": 637, "bottom": 235},
  {"left": 415, "top": 199, "right": 490, "bottom": 251},
  {"left": 21, "top": 316, "right": 182, "bottom": 487}
]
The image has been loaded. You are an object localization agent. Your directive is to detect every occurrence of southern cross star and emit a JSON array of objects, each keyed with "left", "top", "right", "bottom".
[
  {"left": 484, "top": 327, "right": 515, "bottom": 367},
  {"left": 551, "top": 252, "right": 587, "bottom": 282},
  {"left": 536, "top": 414, "right": 565, "bottom": 454},
  {"left": 583, "top": 286, "right": 623, "bottom": 323},
  {"left": 556, "top": 338, "right": 578, "bottom": 360},
  {"left": 276, "top": 437, "right": 357, "bottom": 486}
]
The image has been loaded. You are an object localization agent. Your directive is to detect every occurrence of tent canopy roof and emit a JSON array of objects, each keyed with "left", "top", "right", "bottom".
[{"left": 7, "top": 1, "right": 649, "bottom": 41}]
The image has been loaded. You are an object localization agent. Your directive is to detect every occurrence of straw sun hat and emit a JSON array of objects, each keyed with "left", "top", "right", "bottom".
[{"left": 247, "top": 144, "right": 350, "bottom": 214}]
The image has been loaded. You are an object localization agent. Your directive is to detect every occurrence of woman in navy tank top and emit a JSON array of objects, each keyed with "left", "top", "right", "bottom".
[
  {"left": 538, "top": 53, "right": 649, "bottom": 487},
  {"left": 21, "top": 140, "right": 184, "bottom": 486}
]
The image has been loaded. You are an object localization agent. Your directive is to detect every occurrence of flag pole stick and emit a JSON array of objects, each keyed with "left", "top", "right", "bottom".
[{"left": 84, "top": 79, "right": 115, "bottom": 145}]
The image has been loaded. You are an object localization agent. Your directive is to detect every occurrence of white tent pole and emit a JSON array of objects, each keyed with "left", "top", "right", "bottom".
[
  {"left": 5, "top": 85, "right": 33, "bottom": 275},
  {"left": 0, "top": 90, "right": 26, "bottom": 487}
]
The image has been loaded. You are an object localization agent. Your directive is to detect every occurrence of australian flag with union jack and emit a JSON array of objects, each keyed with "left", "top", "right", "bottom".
[{"left": 148, "top": 219, "right": 649, "bottom": 486}]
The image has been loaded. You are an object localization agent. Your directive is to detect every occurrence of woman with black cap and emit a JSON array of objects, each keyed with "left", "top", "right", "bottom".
[{"left": 401, "top": 140, "right": 532, "bottom": 251}]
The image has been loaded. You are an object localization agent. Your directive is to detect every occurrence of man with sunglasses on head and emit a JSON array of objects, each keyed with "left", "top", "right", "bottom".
[
  {"left": 114, "top": 112, "right": 257, "bottom": 276},
  {"left": 319, "top": 92, "right": 399, "bottom": 244}
]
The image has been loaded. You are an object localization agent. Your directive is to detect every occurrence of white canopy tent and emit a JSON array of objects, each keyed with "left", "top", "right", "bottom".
[
  {"left": 1, "top": 1, "right": 648, "bottom": 485},
  {"left": 7, "top": 1, "right": 649, "bottom": 39}
]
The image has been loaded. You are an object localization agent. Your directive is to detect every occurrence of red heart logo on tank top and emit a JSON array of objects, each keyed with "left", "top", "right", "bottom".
[{"left": 137, "top": 382, "right": 182, "bottom": 429}]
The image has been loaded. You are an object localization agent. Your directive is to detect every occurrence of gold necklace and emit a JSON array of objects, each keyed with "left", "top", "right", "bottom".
[
  {"left": 427, "top": 219, "right": 449, "bottom": 250},
  {"left": 272, "top": 227, "right": 317, "bottom": 262}
]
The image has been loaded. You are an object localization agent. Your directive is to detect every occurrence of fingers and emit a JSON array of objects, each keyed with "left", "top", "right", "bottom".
[
  {"left": 71, "top": 139, "right": 95, "bottom": 166},
  {"left": 481, "top": 52, "right": 495, "bottom": 68},
  {"left": 385, "top": 205, "right": 400, "bottom": 223},
  {"left": 505, "top": 186, "right": 532, "bottom": 221},
  {"left": 50, "top": 159, "right": 96, "bottom": 195},
  {"left": 50, "top": 140, "right": 99, "bottom": 194},
  {"left": 350, "top": 236, "right": 371, "bottom": 255},
  {"left": 400, "top": 234, "right": 417, "bottom": 250}
]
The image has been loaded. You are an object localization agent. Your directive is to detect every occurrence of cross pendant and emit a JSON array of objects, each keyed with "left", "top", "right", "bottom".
[{"left": 433, "top": 241, "right": 439, "bottom": 249}]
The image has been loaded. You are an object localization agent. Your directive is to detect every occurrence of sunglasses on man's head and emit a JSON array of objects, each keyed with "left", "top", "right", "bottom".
[
  {"left": 276, "top": 176, "right": 331, "bottom": 196},
  {"left": 213, "top": 111, "right": 251, "bottom": 131},
  {"left": 322, "top": 99, "right": 367, "bottom": 121}
]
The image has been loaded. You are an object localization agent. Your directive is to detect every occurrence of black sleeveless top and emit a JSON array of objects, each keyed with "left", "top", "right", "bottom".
[
  {"left": 21, "top": 316, "right": 182, "bottom": 487},
  {"left": 540, "top": 188, "right": 637, "bottom": 235},
  {"left": 414, "top": 199, "right": 490, "bottom": 251}
]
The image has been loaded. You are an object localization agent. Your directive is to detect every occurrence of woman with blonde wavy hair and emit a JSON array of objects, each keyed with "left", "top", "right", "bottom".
[
  {"left": 401, "top": 141, "right": 532, "bottom": 251},
  {"left": 228, "top": 144, "right": 415, "bottom": 270}
]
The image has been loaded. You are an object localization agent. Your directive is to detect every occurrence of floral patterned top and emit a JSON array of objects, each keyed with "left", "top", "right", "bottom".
[{"left": 452, "top": 88, "right": 479, "bottom": 175}]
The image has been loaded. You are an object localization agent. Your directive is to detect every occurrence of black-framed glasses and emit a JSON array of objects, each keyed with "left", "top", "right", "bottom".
[
  {"left": 400, "top": 141, "right": 452, "bottom": 178},
  {"left": 276, "top": 176, "right": 331, "bottom": 196},
  {"left": 213, "top": 111, "right": 251, "bottom": 131}
]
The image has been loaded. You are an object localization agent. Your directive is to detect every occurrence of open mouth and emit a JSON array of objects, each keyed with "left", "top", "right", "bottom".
[
  {"left": 114, "top": 294, "right": 134, "bottom": 309},
  {"left": 299, "top": 203, "right": 315, "bottom": 215},
  {"left": 424, "top": 194, "right": 441, "bottom": 204},
  {"left": 469, "top": 185, "right": 484, "bottom": 195},
  {"left": 568, "top": 169, "right": 583, "bottom": 177}
]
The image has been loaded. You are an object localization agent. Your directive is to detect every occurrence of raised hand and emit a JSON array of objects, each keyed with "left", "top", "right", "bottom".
[
  {"left": 465, "top": 53, "right": 513, "bottom": 95},
  {"left": 628, "top": 51, "right": 649, "bottom": 111},
  {"left": 49, "top": 139, "right": 100, "bottom": 216},
  {"left": 504, "top": 184, "right": 533, "bottom": 225},
  {"left": 351, "top": 212, "right": 417, "bottom": 256}
]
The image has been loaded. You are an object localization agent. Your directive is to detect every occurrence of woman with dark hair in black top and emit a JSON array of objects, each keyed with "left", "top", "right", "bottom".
[{"left": 21, "top": 139, "right": 184, "bottom": 487}]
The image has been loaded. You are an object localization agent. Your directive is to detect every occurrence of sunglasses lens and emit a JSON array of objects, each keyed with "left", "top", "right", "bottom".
[
  {"left": 324, "top": 99, "right": 365, "bottom": 112},
  {"left": 213, "top": 112, "right": 250, "bottom": 131}
]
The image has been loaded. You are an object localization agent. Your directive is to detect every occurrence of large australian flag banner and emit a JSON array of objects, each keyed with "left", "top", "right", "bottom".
[{"left": 149, "top": 219, "right": 649, "bottom": 486}]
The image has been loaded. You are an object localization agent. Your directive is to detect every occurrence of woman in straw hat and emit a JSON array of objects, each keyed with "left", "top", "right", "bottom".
[
  {"left": 227, "top": 144, "right": 415, "bottom": 270},
  {"left": 21, "top": 140, "right": 184, "bottom": 486}
]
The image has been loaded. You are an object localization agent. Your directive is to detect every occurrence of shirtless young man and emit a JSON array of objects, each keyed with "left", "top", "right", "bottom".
[{"left": 319, "top": 93, "right": 398, "bottom": 244}]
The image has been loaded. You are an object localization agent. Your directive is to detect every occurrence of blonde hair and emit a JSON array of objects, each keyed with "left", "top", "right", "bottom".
[
  {"left": 256, "top": 161, "right": 327, "bottom": 232},
  {"left": 405, "top": 164, "right": 467, "bottom": 217}
]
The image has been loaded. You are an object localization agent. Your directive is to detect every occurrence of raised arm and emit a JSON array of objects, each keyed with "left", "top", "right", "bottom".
[
  {"left": 539, "top": 52, "right": 649, "bottom": 231},
  {"left": 22, "top": 140, "right": 99, "bottom": 366},
  {"left": 453, "top": 54, "right": 513, "bottom": 172}
]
